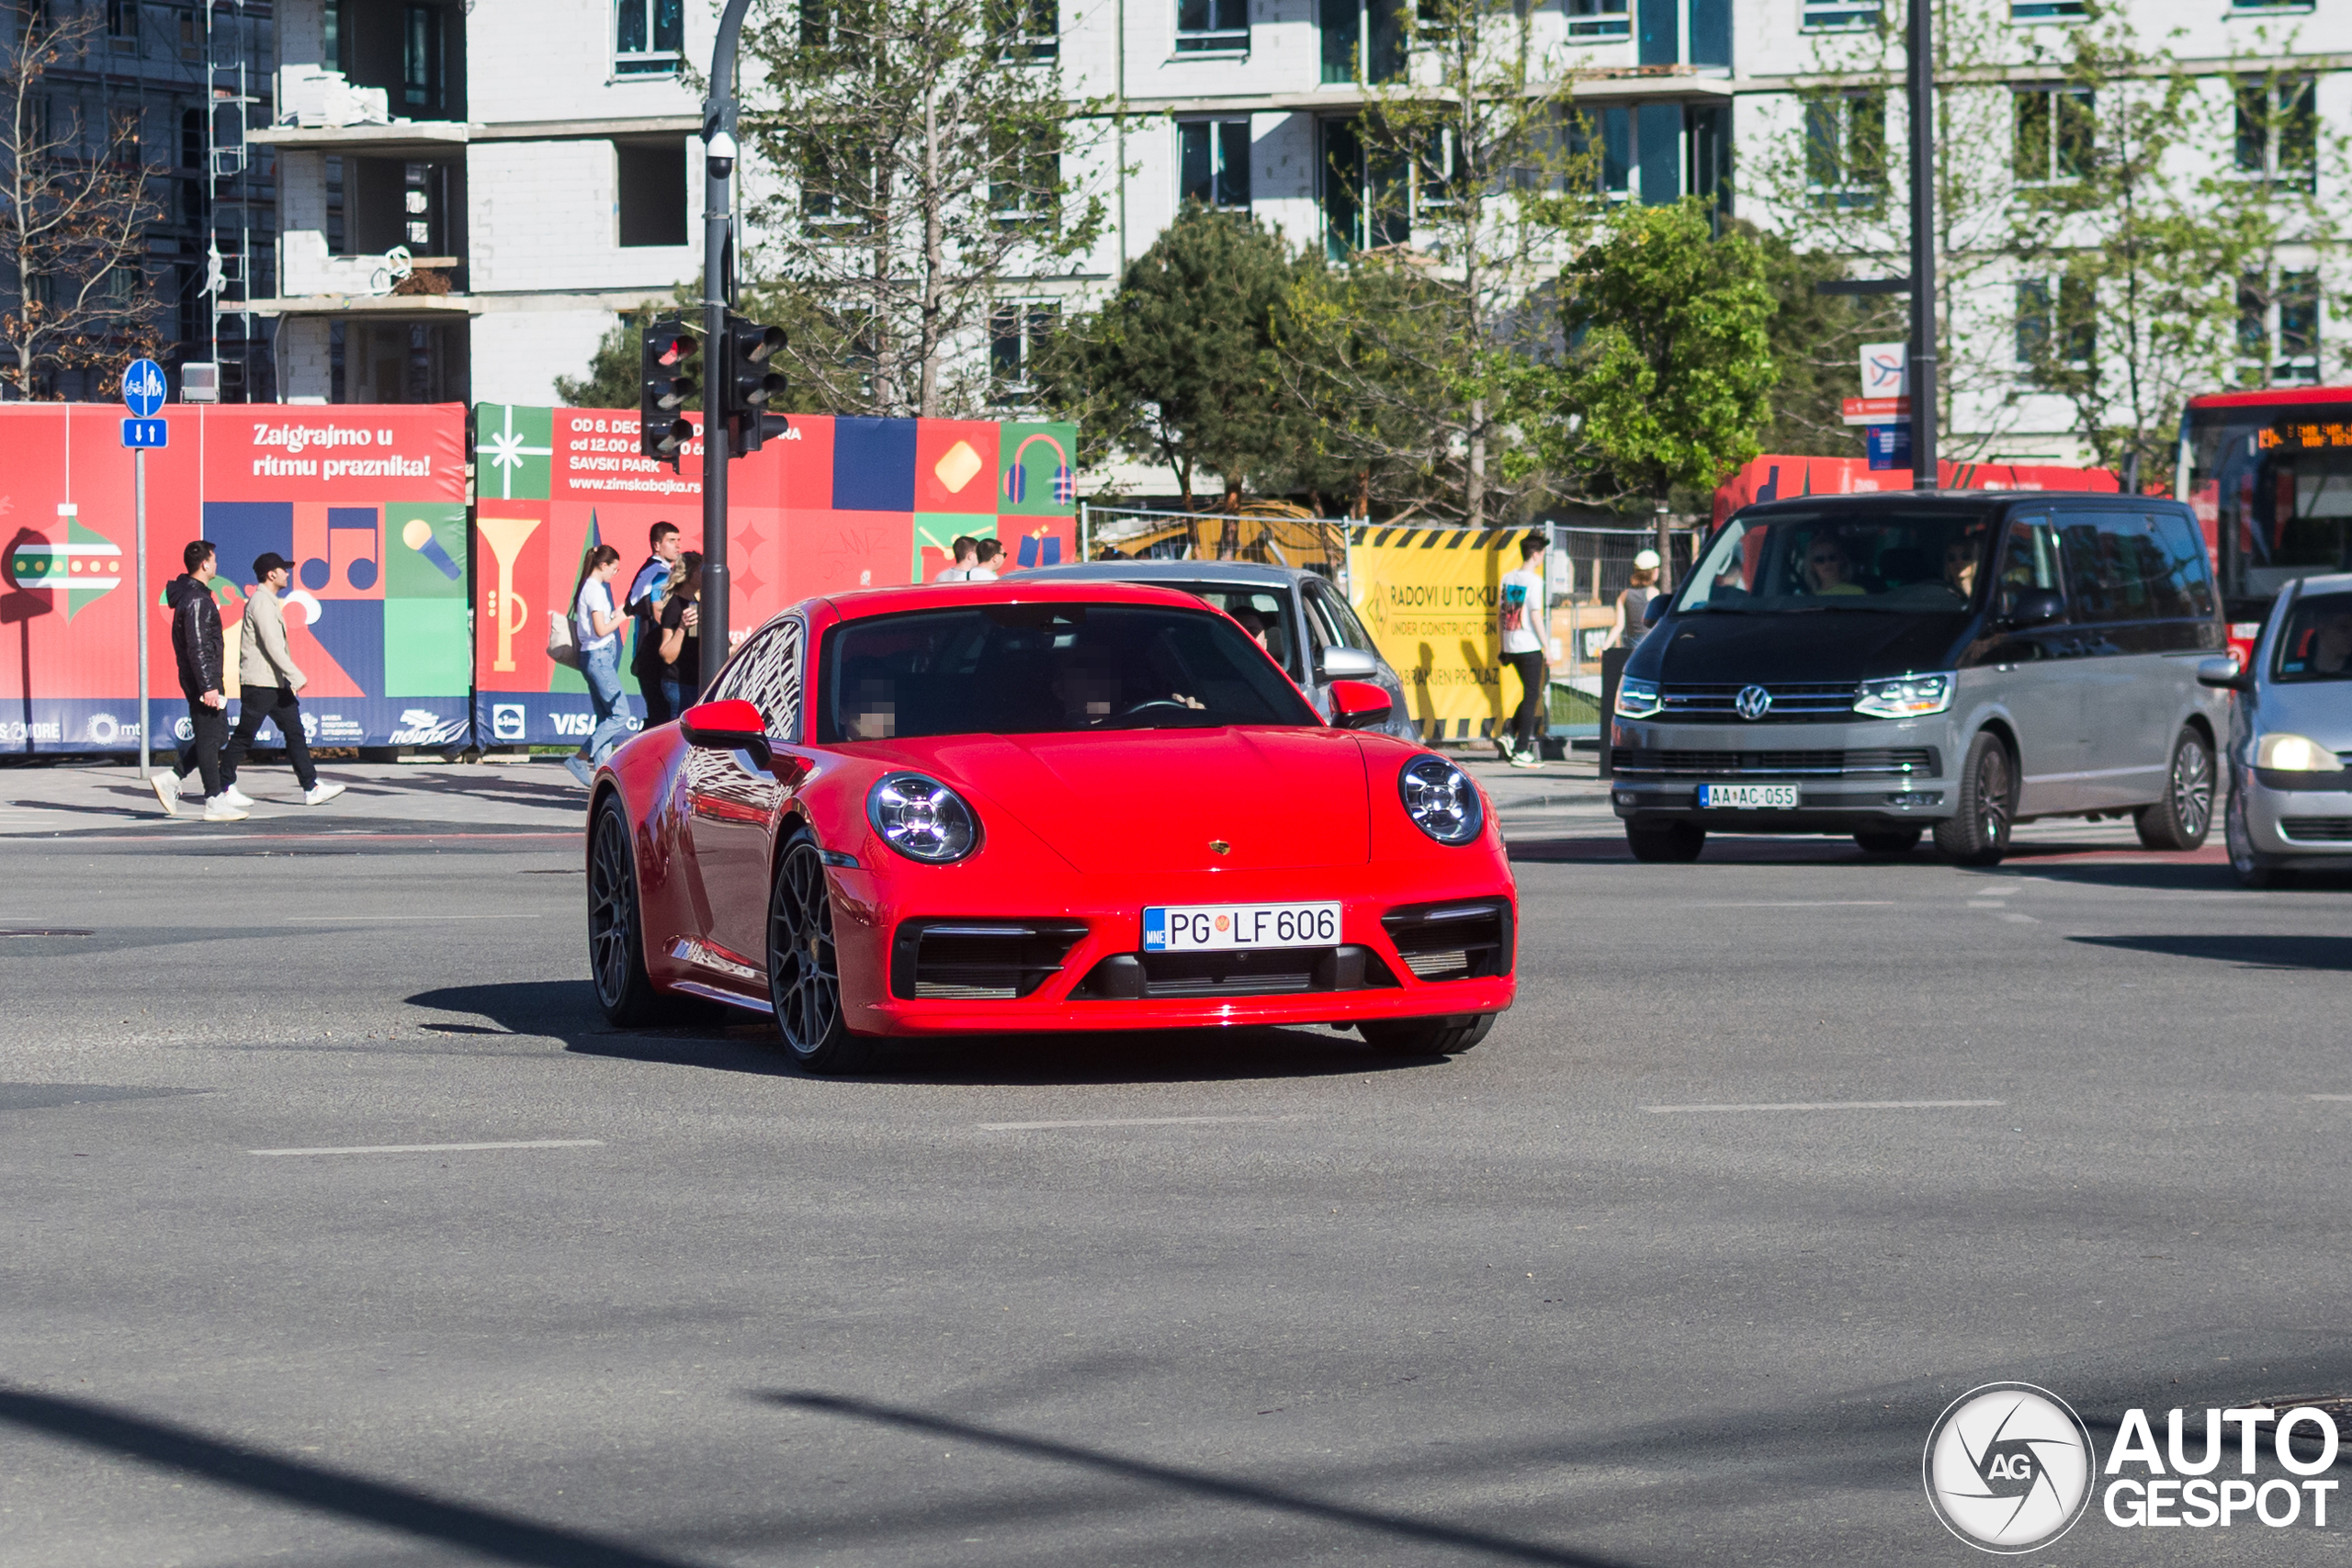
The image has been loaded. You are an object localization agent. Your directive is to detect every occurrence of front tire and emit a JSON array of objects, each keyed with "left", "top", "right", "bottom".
[
  {"left": 2134, "top": 727, "right": 2215, "bottom": 851},
  {"left": 1362, "top": 1012, "right": 1496, "bottom": 1056},
  {"left": 1626, "top": 822, "right": 1706, "bottom": 863},
  {"left": 588, "top": 795, "right": 663, "bottom": 1025},
  {"left": 767, "top": 829, "right": 872, "bottom": 1073},
  {"left": 2225, "top": 783, "right": 2289, "bottom": 889},
  {"left": 1934, "top": 731, "right": 2015, "bottom": 867}
]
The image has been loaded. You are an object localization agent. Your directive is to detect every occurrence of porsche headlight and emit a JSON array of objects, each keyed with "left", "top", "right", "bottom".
[
  {"left": 1854, "top": 672, "right": 1954, "bottom": 719},
  {"left": 1614, "top": 678, "right": 1662, "bottom": 718},
  {"left": 2257, "top": 733, "right": 2340, "bottom": 773},
  {"left": 1398, "top": 755, "right": 1484, "bottom": 846},
  {"left": 867, "top": 773, "right": 978, "bottom": 863}
]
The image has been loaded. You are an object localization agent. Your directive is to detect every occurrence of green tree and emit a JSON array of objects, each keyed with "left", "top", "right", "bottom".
[
  {"left": 734, "top": 0, "right": 1110, "bottom": 418},
  {"left": 1039, "top": 205, "right": 1306, "bottom": 511},
  {"left": 1550, "top": 198, "right": 1777, "bottom": 575},
  {"left": 1745, "top": 224, "right": 1894, "bottom": 457}
]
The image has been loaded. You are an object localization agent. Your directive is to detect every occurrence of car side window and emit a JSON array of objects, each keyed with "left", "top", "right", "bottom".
[
  {"left": 2060, "top": 511, "right": 2193, "bottom": 622},
  {"left": 1302, "top": 584, "right": 1360, "bottom": 662},
  {"left": 715, "top": 618, "right": 805, "bottom": 738},
  {"left": 1996, "top": 517, "right": 2063, "bottom": 608},
  {"left": 1312, "top": 581, "right": 1381, "bottom": 653}
]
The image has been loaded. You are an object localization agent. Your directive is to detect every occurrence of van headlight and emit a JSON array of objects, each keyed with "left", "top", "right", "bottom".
[
  {"left": 2257, "top": 733, "right": 2339, "bottom": 772},
  {"left": 1398, "top": 756, "right": 1484, "bottom": 845},
  {"left": 1854, "top": 672, "right": 1954, "bottom": 719},
  {"left": 868, "top": 773, "right": 978, "bottom": 863},
  {"left": 1614, "top": 678, "right": 1661, "bottom": 718}
]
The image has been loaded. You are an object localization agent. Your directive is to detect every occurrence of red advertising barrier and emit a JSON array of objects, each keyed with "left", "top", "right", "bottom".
[
  {"left": 470, "top": 405, "right": 1079, "bottom": 746},
  {"left": 1712, "top": 457, "right": 2120, "bottom": 527},
  {"left": 0, "top": 403, "right": 469, "bottom": 754}
]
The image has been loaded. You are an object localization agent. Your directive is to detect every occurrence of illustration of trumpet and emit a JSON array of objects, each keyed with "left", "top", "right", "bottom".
[{"left": 477, "top": 514, "right": 541, "bottom": 671}]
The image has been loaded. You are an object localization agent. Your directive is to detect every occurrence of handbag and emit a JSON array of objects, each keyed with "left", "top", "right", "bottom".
[{"left": 547, "top": 605, "right": 582, "bottom": 670}]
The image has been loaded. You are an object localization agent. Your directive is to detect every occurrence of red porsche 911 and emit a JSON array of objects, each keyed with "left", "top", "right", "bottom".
[{"left": 583, "top": 581, "right": 1516, "bottom": 1072}]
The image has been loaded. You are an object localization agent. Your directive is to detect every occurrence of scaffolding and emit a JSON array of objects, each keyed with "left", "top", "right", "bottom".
[{"left": 200, "top": 0, "right": 267, "bottom": 399}]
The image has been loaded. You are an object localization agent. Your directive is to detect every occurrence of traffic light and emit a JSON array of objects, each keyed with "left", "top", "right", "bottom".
[
  {"left": 639, "top": 316, "right": 698, "bottom": 468},
  {"left": 720, "top": 312, "right": 788, "bottom": 453}
]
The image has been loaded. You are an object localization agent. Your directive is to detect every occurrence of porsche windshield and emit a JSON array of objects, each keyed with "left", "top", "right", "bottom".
[
  {"left": 1676, "top": 508, "right": 1999, "bottom": 615},
  {"left": 819, "top": 604, "right": 1322, "bottom": 740}
]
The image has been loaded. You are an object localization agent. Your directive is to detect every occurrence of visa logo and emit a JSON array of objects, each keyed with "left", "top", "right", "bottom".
[{"left": 550, "top": 712, "right": 594, "bottom": 737}]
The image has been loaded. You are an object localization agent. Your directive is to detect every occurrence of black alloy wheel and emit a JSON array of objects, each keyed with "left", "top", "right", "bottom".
[
  {"left": 1625, "top": 822, "right": 1706, "bottom": 863},
  {"left": 2225, "top": 783, "right": 2287, "bottom": 889},
  {"left": 588, "top": 795, "right": 662, "bottom": 1024},
  {"left": 1933, "top": 730, "right": 2015, "bottom": 867},
  {"left": 767, "top": 829, "right": 870, "bottom": 1073},
  {"left": 1361, "top": 1012, "right": 1497, "bottom": 1056},
  {"left": 1853, "top": 827, "right": 1924, "bottom": 856},
  {"left": 2134, "top": 727, "right": 2215, "bottom": 852}
]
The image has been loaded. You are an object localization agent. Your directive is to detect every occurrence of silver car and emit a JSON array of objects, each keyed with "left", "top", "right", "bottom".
[
  {"left": 2202, "top": 570, "right": 2352, "bottom": 886},
  {"left": 1016, "top": 559, "right": 1419, "bottom": 739}
]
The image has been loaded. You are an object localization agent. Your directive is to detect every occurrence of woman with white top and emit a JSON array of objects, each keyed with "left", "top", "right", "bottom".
[{"left": 567, "top": 545, "right": 629, "bottom": 787}]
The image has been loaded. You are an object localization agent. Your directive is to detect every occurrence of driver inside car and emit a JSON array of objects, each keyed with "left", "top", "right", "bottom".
[{"left": 1803, "top": 535, "right": 1867, "bottom": 596}]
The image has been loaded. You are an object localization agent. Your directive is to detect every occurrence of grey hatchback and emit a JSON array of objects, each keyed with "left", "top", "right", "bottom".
[
  {"left": 1016, "top": 559, "right": 1419, "bottom": 739},
  {"left": 2199, "top": 571, "right": 2352, "bottom": 886}
]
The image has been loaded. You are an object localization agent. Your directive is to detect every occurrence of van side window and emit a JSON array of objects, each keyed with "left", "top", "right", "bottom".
[
  {"left": 2060, "top": 512, "right": 2194, "bottom": 622},
  {"left": 1996, "top": 517, "right": 2062, "bottom": 608},
  {"left": 2154, "top": 513, "right": 2217, "bottom": 618}
]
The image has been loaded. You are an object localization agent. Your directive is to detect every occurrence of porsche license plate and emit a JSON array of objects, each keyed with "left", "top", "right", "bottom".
[
  {"left": 1143, "top": 902, "right": 1341, "bottom": 952},
  {"left": 1698, "top": 784, "right": 1799, "bottom": 809}
]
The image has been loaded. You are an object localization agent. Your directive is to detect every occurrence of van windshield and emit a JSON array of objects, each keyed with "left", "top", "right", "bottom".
[{"left": 1676, "top": 509, "right": 1998, "bottom": 615}]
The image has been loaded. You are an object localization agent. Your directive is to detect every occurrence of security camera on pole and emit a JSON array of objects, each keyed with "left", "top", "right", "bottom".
[{"left": 690, "top": 0, "right": 793, "bottom": 697}]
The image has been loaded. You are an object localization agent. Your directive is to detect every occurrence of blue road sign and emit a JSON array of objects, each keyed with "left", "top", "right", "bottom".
[
  {"left": 121, "top": 418, "right": 168, "bottom": 448},
  {"left": 1866, "top": 422, "right": 1912, "bottom": 471},
  {"left": 121, "top": 357, "right": 166, "bottom": 418}
]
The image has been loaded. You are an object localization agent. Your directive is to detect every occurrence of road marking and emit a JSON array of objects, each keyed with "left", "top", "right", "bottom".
[
  {"left": 1999, "top": 913, "right": 2040, "bottom": 923},
  {"left": 2309, "top": 1095, "right": 2352, "bottom": 1102},
  {"left": 1642, "top": 1100, "right": 2005, "bottom": 1113},
  {"left": 296, "top": 914, "right": 537, "bottom": 921},
  {"left": 1692, "top": 900, "right": 1897, "bottom": 908},
  {"left": 248, "top": 1139, "right": 605, "bottom": 1156},
  {"left": 976, "top": 1115, "right": 1306, "bottom": 1132},
  {"left": 1967, "top": 899, "right": 2007, "bottom": 908}
]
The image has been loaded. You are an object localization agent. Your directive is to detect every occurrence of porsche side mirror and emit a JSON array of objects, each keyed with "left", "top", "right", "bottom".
[
  {"left": 1642, "top": 595, "right": 1668, "bottom": 626},
  {"left": 2002, "top": 588, "right": 2065, "bottom": 628},
  {"left": 2197, "top": 655, "right": 2252, "bottom": 693},
  {"left": 1318, "top": 646, "right": 1379, "bottom": 682},
  {"left": 1329, "top": 680, "right": 1394, "bottom": 731},
  {"left": 679, "top": 698, "right": 771, "bottom": 763}
]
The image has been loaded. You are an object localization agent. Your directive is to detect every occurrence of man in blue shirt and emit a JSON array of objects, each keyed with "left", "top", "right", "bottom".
[{"left": 627, "top": 522, "right": 684, "bottom": 724}]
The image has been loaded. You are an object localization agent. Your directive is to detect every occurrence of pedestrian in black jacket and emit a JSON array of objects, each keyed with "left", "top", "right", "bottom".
[{"left": 151, "top": 539, "right": 248, "bottom": 821}]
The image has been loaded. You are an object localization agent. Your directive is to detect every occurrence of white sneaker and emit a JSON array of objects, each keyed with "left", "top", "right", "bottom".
[
  {"left": 149, "top": 772, "right": 181, "bottom": 817},
  {"left": 1509, "top": 750, "right": 1544, "bottom": 768},
  {"left": 202, "top": 797, "right": 250, "bottom": 823},
  {"left": 219, "top": 784, "right": 256, "bottom": 808},
  {"left": 302, "top": 782, "right": 346, "bottom": 807}
]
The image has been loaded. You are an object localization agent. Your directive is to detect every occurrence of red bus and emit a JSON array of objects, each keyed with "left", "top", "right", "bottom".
[{"left": 2178, "top": 387, "right": 2352, "bottom": 645}]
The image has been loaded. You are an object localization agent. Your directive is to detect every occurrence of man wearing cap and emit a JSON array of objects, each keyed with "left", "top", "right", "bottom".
[
  {"left": 215, "top": 552, "right": 345, "bottom": 808},
  {"left": 1613, "top": 548, "right": 1662, "bottom": 649}
]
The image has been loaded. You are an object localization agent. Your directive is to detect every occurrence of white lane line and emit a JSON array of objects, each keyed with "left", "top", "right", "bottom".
[
  {"left": 1643, "top": 1100, "right": 2006, "bottom": 1114},
  {"left": 1999, "top": 913, "right": 2040, "bottom": 923},
  {"left": 1967, "top": 899, "right": 2008, "bottom": 908},
  {"left": 2309, "top": 1095, "right": 2352, "bottom": 1102},
  {"left": 249, "top": 1139, "right": 605, "bottom": 1156},
  {"left": 1692, "top": 900, "right": 1898, "bottom": 908},
  {"left": 976, "top": 1115, "right": 1306, "bottom": 1132}
]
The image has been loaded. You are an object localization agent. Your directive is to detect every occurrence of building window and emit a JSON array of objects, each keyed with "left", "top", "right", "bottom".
[
  {"left": 2014, "top": 85, "right": 2092, "bottom": 185},
  {"left": 1180, "top": 120, "right": 1250, "bottom": 209},
  {"left": 1321, "top": 0, "right": 1404, "bottom": 85},
  {"left": 2240, "top": 272, "right": 2321, "bottom": 386},
  {"left": 990, "top": 129, "right": 1058, "bottom": 230},
  {"left": 1176, "top": 0, "right": 1247, "bottom": 52},
  {"left": 1803, "top": 0, "right": 1880, "bottom": 29},
  {"left": 617, "top": 139, "right": 688, "bottom": 247},
  {"left": 990, "top": 302, "right": 1057, "bottom": 406},
  {"left": 107, "top": 0, "right": 137, "bottom": 51},
  {"left": 402, "top": 6, "right": 445, "bottom": 113},
  {"left": 616, "top": 0, "right": 684, "bottom": 76},
  {"left": 1321, "top": 118, "right": 1408, "bottom": 258},
  {"left": 1804, "top": 92, "right": 1884, "bottom": 208},
  {"left": 2016, "top": 274, "right": 2092, "bottom": 371},
  {"left": 800, "top": 141, "right": 874, "bottom": 235},
  {"left": 1565, "top": 0, "right": 1629, "bottom": 39},
  {"left": 2229, "top": 0, "right": 2310, "bottom": 11},
  {"left": 2010, "top": 0, "right": 2086, "bottom": 19},
  {"left": 1567, "top": 106, "right": 1632, "bottom": 198},
  {"left": 991, "top": 0, "right": 1058, "bottom": 62},
  {"left": 2235, "top": 76, "right": 2315, "bottom": 183}
]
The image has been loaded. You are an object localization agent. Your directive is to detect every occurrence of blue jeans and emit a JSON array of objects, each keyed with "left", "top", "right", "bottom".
[{"left": 580, "top": 644, "right": 633, "bottom": 764}]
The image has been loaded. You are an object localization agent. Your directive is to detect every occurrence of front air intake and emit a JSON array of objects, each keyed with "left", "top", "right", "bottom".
[
  {"left": 889, "top": 920, "right": 1088, "bottom": 1000},
  {"left": 1381, "top": 899, "right": 1512, "bottom": 983}
]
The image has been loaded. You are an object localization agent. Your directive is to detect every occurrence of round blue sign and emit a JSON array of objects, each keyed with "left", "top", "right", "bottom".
[{"left": 121, "top": 357, "right": 166, "bottom": 418}]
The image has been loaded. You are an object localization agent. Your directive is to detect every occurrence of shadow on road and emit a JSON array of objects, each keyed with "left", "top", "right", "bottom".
[
  {"left": 2069, "top": 933, "right": 2352, "bottom": 972},
  {"left": 0, "top": 1385, "right": 707, "bottom": 1568},
  {"left": 408, "top": 979, "right": 1430, "bottom": 1086},
  {"left": 757, "top": 1390, "right": 1647, "bottom": 1567}
]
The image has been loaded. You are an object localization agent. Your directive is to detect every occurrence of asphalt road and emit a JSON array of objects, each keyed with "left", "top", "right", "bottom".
[{"left": 4, "top": 758, "right": 2350, "bottom": 1566}]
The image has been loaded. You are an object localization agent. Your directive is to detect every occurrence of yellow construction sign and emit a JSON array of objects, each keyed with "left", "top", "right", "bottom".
[{"left": 1347, "top": 525, "right": 1528, "bottom": 742}]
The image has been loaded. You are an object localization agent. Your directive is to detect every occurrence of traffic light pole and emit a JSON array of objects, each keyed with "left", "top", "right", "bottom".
[
  {"left": 699, "top": 0, "right": 754, "bottom": 696},
  {"left": 1906, "top": 0, "right": 1939, "bottom": 491}
]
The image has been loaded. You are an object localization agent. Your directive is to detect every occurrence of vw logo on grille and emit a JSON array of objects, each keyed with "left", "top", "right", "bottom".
[{"left": 1735, "top": 684, "right": 1773, "bottom": 721}]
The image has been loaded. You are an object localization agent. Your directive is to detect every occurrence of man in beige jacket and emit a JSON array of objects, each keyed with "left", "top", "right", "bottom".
[{"left": 217, "top": 552, "right": 344, "bottom": 807}]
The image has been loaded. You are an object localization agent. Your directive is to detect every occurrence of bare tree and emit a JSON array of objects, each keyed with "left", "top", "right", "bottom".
[
  {"left": 734, "top": 0, "right": 1110, "bottom": 419},
  {"left": 0, "top": 1, "right": 166, "bottom": 399}
]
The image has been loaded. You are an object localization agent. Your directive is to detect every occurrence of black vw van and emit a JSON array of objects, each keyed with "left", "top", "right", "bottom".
[{"left": 1609, "top": 491, "right": 2229, "bottom": 865}]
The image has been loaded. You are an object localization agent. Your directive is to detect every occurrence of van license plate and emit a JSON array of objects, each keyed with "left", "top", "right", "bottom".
[{"left": 1698, "top": 784, "right": 1799, "bottom": 809}]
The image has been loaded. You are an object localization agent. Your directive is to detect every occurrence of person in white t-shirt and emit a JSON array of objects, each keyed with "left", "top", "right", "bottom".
[
  {"left": 1497, "top": 533, "right": 1550, "bottom": 768},
  {"left": 967, "top": 538, "right": 1003, "bottom": 580},
  {"left": 934, "top": 535, "right": 979, "bottom": 582},
  {"left": 566, "top": 546, "right": 628, "bottom": 787}
]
